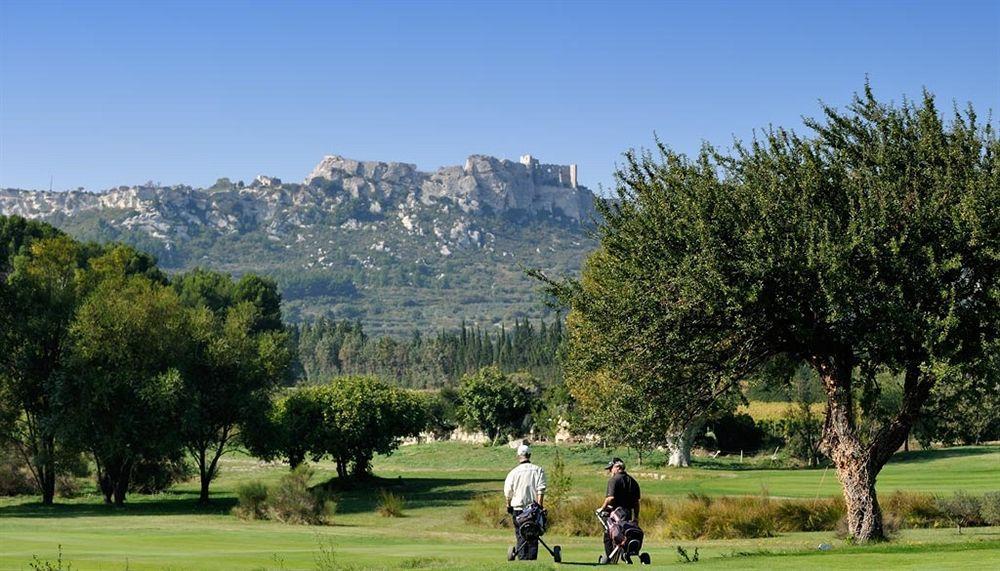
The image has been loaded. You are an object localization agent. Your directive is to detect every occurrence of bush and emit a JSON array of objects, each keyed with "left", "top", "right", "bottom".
[
  {"left": 937, "top": 491, "right": 984, "bottom": 529},
  {"left": 462, "top": 493, "right": 510, "bottom": 528},
  {"left": 707, "top": 413, "right": 765, "bottom": 454},
  {"left": 130, "top": 455, "right": 193, "bottom": 494},
  {"left": 0, "top": 445, "right": 36, "bottom": 496},
  {"left": 267, "top": 465, "right": 336, "bottom": 525},
  {"left": 774, "top": 498, "right": 844, "bottom": 532},
  {"left": 233, "top": 481, "right": 270, "bottom": 521},
  {"left": 376, "top": 489, "right": 405, "bottom": 517},
  {"left": 980, "top": 492, "right": 1000, "bottom": 526}
]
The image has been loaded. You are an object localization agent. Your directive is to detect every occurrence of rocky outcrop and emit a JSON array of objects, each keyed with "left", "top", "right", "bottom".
[
  {"left": 306, "top": 154, "right": 594, "bottom": 220},
  {"left": 1, "top": 153, "right": 595, "bottom": 253}
]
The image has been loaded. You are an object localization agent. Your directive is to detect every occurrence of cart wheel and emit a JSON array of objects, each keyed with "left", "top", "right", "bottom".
[
  {"left": 639, "top": 553, "right": 651, "bottom": 565},
  {"left": 553, "top": 546, "right": 562, "bottom": 563},
  {"left": 507, "top": 545, "right": 516, "bottom": 561},
  {"left": 598, "top": 554, "right": 610, "bottom": 564}
]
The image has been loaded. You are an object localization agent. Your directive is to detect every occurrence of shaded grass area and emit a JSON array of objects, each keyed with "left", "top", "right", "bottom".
[{"left": 1, "top": 444, "right": 997, "bottom": 569}]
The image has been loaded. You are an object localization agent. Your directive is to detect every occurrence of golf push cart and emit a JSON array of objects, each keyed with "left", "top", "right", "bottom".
[
  {"left": 595, "top": 508, "right": 651, "bottom": 565},
  {"left": 507, "top": 502, "right": 562, "bottom": 563}
]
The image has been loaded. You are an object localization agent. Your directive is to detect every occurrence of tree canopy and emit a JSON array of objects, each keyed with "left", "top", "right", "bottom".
[{"left": 538, "top": 86, "right": 999, "bottom": 542}]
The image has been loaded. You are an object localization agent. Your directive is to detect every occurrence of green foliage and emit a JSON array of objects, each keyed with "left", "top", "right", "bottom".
[
  {"left": 913, "top": 350, "right": 1000, "bottom": 447},
  {"left": 233, "top": 481, "right": 270, "bottom": 520},
  {"left": 295, "top": 316, "right": 564, "bottom": 390},
  {"left": 263, "top": 465, "right": 336, "bottom": 525},
  {"left": 424, "top": 387, "right": 460, "bottom": 439},
  {"left": 980, "top": 492, "right": 1000, "bottom": 526},
  {"left": 936, "top": 491, "right": 985, "bottom": 529},
  {"left": 262, "top": 377, "right": 426, "bottom": 478},
  {"left": 546, "top": 448, "right": 572, "bottom": 509},
  {"left": 0, "top": 442, "right": 36, "bottom": 496},
  {"left": 456, "top": 366, "right": 534, "bottom": 444},
  {"left": 536, "top": 86, "right": 999, "bottom": 541},
  {"left": 174, "top": 267, "right": 293, "bottom": 502},
  {"left": 63, "top": 271, "right": 190, "bottom": 504},
  {"left": 706, "top": 413, "right": 764, "bottom": 454}
]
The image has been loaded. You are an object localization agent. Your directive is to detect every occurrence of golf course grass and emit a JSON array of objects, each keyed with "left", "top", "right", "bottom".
[{"left": 1, "top": 443, "right": 998, "bottom": 569}]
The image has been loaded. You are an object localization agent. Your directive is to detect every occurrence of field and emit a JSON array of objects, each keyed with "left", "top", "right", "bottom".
[{"left": 1, "top": 443, "right": 998, "bottom": 570}]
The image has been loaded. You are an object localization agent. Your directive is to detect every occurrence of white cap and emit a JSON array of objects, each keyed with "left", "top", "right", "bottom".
[{"left": 516, "top": 444, "right": 531, "bottom": 457}]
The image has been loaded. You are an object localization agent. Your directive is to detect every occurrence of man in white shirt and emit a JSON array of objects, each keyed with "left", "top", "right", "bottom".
[{"left": 504, "top": 443, "right": 546, "bottom": 560}]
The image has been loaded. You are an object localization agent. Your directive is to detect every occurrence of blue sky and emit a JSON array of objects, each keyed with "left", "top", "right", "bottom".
[{"left": 1, "top": 0, "right": 997, "bottom": 194}]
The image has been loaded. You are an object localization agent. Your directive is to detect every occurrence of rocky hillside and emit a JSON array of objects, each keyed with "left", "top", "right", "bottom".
[{"left": 1, "top": 154, "right": 599, "bottom": 336}]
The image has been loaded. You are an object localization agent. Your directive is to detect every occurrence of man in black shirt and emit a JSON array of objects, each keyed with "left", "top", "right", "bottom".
[{"left": 598, "top": 457, "right": 640, "bottom": 556}]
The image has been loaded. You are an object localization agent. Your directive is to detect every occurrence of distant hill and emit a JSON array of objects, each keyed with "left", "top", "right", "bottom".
[{"left": 1, "top": 154, "right": 600, "bottom": 336}]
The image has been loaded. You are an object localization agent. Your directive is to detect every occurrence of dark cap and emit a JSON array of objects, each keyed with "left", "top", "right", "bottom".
[{"left": 604, "top": 457, "right": 625, "bottom": 471}]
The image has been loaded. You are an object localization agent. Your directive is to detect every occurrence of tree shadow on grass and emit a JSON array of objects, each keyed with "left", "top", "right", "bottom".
[
  {"left": 0, "top": 491, "right": 238, "bottom": 519},
  {"left": 888, "top": 446, "right": 997, "bottom": 465},
  {"left": 317, "top": 475, "right": 500, "bottom": 515},
  {"left": 0, "top": 475, "right": 501, "bottom": 519}
]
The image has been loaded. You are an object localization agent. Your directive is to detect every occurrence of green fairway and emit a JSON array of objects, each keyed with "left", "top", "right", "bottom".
[{"left": 1, "top": 444, "right": 998, "bottom": 570}]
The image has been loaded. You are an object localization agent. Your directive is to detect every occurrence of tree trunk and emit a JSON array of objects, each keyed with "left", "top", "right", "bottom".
[
  {"left": 352, "top": 456, "right": 371, "bottom": 478},
  {"left": 665, "top": 419, "right": 702, "bottom": 467},
  {"left": 112, "top": 459, "right": 132, "bottom": 506},
  {"left": 40, "top": 467, "right": 56, "bottom": 505},
  {"left": 838, "top": 461, "right": 884, "bottom": 540}
]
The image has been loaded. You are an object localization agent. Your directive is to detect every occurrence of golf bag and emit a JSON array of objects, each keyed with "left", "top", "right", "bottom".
[
  {"left": 508, "top": 502, "right": 561, "bottom": 563},
  {"left": 596, "top": 507, "right": 650, "bottom": 564},
  {"left": 515, "top": 502, "right": 547, "bottom": 540},
  {"left": 607, "top": 507, "right": 644, "bottom": 557}
]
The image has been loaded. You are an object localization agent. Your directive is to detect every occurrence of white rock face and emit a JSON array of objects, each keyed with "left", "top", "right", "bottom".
[
  {"left": 307, "top": 153, "right": 594, "bottom": 221},
  {"left": 1, "top": 154, "right": 596, "bottom": 251}
]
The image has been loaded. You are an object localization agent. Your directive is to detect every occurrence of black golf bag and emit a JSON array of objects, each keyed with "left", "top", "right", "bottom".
[{"left": 508, "top": 502, "right": 561, "bottom": 562}]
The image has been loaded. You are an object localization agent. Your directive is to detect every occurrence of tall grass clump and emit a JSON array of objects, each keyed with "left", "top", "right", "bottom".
[
  {"left": 376, "top": 489, "right": 405, "bottom": 517},
  {"left": 702, "top": 496, "right": 776, "bottom": 539},
  {"left": 774, "top": 497, "right": 844, "bottom": 532},
  {"left": 463, "top": 493, "right": 509, "bottom": 528},
  {"left": 548, "top": 493, "right": 606, "bottom": 536},
  {"left": 233, "top": 481, "right": 269, "bottom": 521},
  {"left": 882, "top": 492, "right": 942, "bottom": 528},
  {"left": 267, "top": 465, "right": 336, "bottom": 525},
  {"left": 232, "top": 465, "right": 335, "bottom": 525}
]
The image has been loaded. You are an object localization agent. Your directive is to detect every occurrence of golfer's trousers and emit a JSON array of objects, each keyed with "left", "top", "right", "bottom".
[{"left": 511, "top": 510, "right": 539, "bottom": 560}]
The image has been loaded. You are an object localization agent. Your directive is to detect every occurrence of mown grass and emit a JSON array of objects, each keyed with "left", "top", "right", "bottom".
[{"left": 1, "top": 443, "right": 998, "bottom": 570}]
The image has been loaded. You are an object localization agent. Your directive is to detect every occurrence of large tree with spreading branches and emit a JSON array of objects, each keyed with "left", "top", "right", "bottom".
[{"left": 536, "top": 86, "right": 998, "bottom": 542}]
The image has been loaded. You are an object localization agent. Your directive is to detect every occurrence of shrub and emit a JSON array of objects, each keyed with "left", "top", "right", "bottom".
[
  {"left": 548, "top": 493, "right": 606, "bottom": 536},
  {"left": 980, "top": 492, "right": 1000, "bottom": 526},
  {"left": 774, "top": 498, "right": 844, "bottom": 532},
  {"left": 707, "top": 413, "right": 765, "bottom": 454},
  {"left": 463, "top": 493, "right": 509, "bottom": 528},
  {"left": 882, "top": 492, "right": 943, "bottom": 528},
  {"left": 937, "top": 491, "right": 983, "bottom": 529},
  {"left": 546, "top": 449, "right": 572, "bottom": 509},
  {"left": 376, "top": 489, "right": 405, "bottom": 517},
  {"left": 0, "top": 446, "right": 36, "bottom": 496},
  {"left": 130, "top": 455, "right": 193, "bottom": 494},
  {"left": 267, "top": 465, "right": 336, "bottom": 525},
  {"left": 233, "top": 481, "right": 270, "bottom": 521}
]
